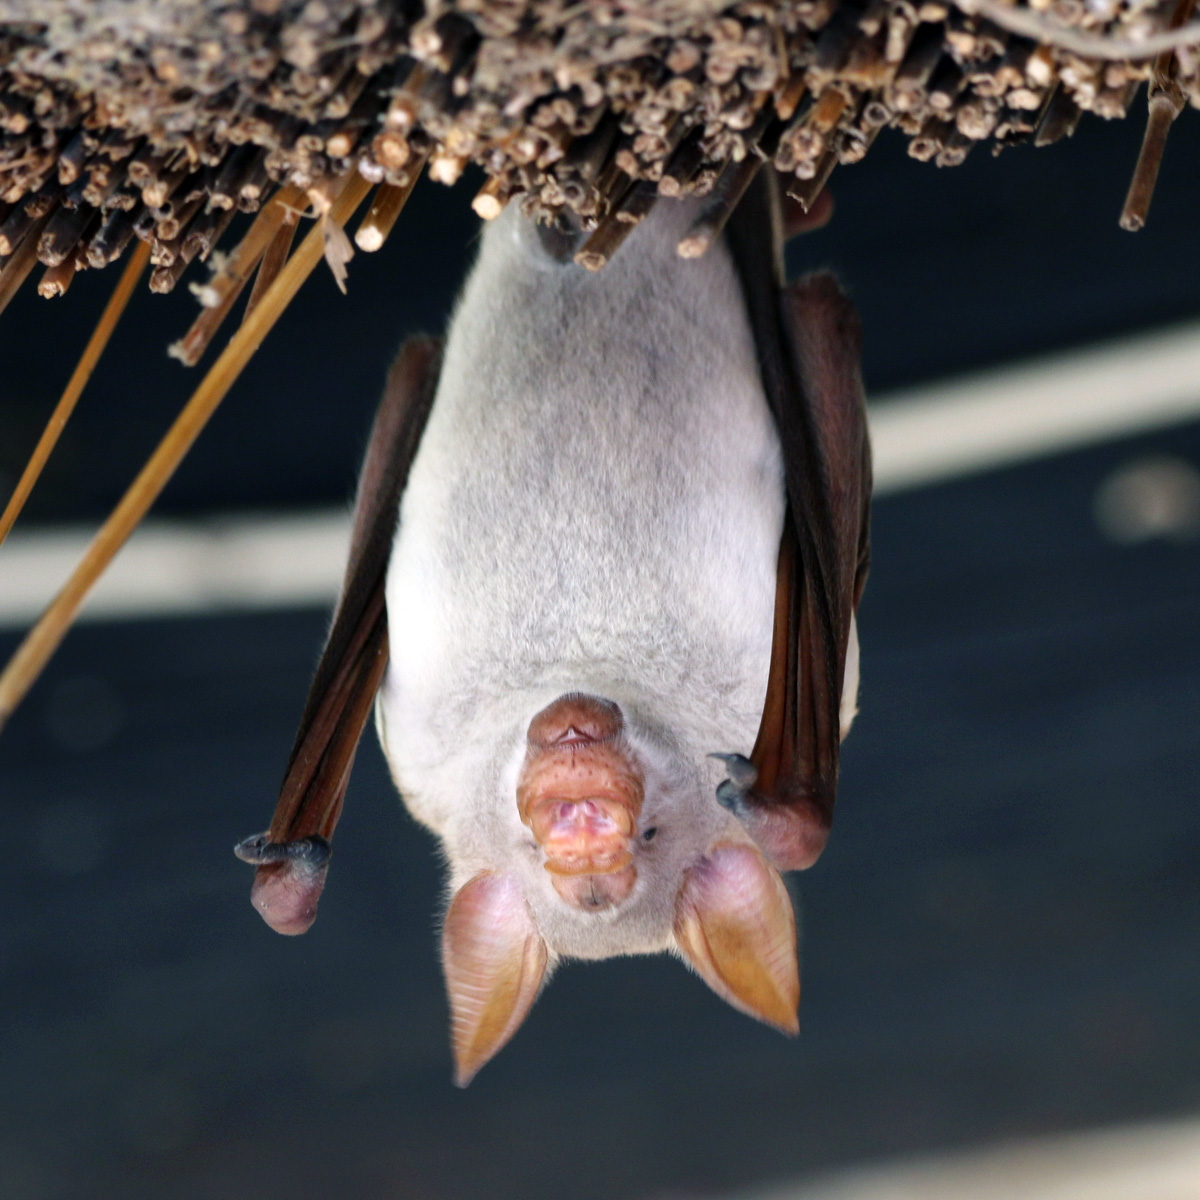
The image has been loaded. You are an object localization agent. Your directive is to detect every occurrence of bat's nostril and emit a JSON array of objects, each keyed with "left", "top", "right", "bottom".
[{"left": 527, "top": 693, "right": 623, "bottom": 747}]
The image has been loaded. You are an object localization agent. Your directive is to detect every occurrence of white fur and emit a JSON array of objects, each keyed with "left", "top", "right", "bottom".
[{"left": 378, "top": 199, "right": 789, "bottom": 961}]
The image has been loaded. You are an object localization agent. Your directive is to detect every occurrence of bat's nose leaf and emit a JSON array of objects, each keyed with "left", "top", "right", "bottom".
[
  {"left": 674, "top": 842, "right": 799, "bottom": 1035},
  {"left": 441, "top": 872, "right": 548, "bottom": 1086}
]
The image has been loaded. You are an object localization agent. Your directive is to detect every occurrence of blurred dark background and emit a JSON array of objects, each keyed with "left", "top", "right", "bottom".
[{"left": 2, "top": 111, "right": 1200, "bottom": 1199}]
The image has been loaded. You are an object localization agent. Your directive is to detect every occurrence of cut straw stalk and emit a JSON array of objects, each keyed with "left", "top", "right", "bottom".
[
  {"left": 677, "top": 153, "right": 766, "bottom": 259},
  {"left": 0, "top": 240, "right": 150, "bottom": 548},
  {"left": 471, "top": 176, "right": 507, "bottom": 220},
  {"left": 38, "top": 257, "right": 78, "bottom": 297},
  {"left": 0, "top": 171, "right": 372, "bottom": 733},
  {"left": 244, "top": 217, "right": 298, "bottom": 319},
  {"left": 355, "top": 174, "right": 419, "bottom": 251},
  {"left": 1120, "top": 87, "right": 1185, "bottom": 230},
  {"left": 170, "top": 183, "right": 306, "bottom": 367},
  {"left": 1120, "top": 0, "right": 1195, "bottom": 230},
  {"left": 574, "top": 179, "right": 657, "bottom": 270},
  {"left": 0, "top": 212, "right": 52, "bottom": 318}
]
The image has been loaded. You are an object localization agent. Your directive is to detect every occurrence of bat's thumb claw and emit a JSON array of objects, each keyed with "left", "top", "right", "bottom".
[
  {"left": 233, "top": 832, "right": 270, "bottom": 863},
  {"left": 233, "top": 832, "right": 331, "bottom": 866}
]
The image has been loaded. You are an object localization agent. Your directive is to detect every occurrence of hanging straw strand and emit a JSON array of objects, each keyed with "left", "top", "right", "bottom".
[
  {"left": 0, "top": 171, "right": 372, "bottom": 733},
  {"left": 0, "top": 240, "right": 151, "bottom": 548}
]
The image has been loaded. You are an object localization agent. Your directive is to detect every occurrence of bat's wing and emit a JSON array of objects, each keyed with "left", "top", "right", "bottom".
[
  {"left": 722, "top": 174, "right": 871, "bottom": 872},
  {"left": 235, "top": 336, "right": 442, "bottom": 933}
]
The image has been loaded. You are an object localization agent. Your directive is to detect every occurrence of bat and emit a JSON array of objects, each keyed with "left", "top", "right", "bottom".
[{"left": 236, "top": 172, "right": 871, "bottom": 1085}]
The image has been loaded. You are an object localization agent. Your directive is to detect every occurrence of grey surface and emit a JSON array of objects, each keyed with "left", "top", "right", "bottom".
[{"left": 3, "top": 416, "right": 1200, "bottom": 1200}]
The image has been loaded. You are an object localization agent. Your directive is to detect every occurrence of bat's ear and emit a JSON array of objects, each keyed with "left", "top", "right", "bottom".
[
  {"left": 674, "top": 843, "right": 799, "bottom": 1034},
  {"left": 442, "top": 872, "right": 549, "bottom": 1086}
]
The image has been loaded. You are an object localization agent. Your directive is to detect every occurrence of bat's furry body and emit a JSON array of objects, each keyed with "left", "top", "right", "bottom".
[
  {"left": 378, "top": 199, "right": 787, "bottom": 960},
  {"left": 239, "top": 178, "right": 870, "bottom": 1081}
]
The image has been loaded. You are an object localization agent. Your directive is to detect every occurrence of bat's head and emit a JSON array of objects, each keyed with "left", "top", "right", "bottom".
[
  {"left": 516, "top": 693, "right": 642, "bottom": 909},
  {"left": 441, "top": 692, "right": 798, "bottom": 1085}
]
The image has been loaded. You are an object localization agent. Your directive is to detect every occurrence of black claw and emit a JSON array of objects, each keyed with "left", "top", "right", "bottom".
[
  {"left": 715, "top": 778, "right": 751, "bottom": 815},
  {"left": 708, "top": 752, "right": 758, "bottom": 788},
  {"left": 233, "top": 833, "right": 331, "bottom": 867}
]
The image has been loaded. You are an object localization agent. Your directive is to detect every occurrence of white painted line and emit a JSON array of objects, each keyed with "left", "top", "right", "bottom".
[
  {"left": 871, "top": 318, "right": 1200, "bottom": 495},
  {"left": 0, "top": 511, "right": 351, "bottom": 629},
  {"left": 3, "top": 319, "right": 1200, "bottom": 627},
  {"left": 734, "top": 1115, "right": 1200, "bottom": 1200}
]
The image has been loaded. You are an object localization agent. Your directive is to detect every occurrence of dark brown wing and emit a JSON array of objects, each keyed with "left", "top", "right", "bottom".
[
  {"left": 235, "top": 336, "right": 443, "bottom": 933},
  {"left": 724, "top": 174, "right": 871, "bottom": 872}
]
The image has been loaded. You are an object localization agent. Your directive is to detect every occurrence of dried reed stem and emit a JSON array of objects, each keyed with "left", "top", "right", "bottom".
[
  {"left": 0, "top": 240, "right": 149, "bottom": 548},
  {"left": 245, "top": 217, "right": 298, "bottom": 320},
  {"left": 37, "top": 257, "right": 77, "bottom": 298},
  {"left": 471, "top": 176, "right": 507, "bottom": 220},
  {"left": 953, "top": 0, "right": 1200, "bottom": 59},
  {"left": 789, "top": 148, "right": 840, "bottom": 210},
  {"left": 574, "top": 180, "right": 657, "bottom": 270},
  {"left": 354, "top": 166, "right": 423, "bottom": 251},
  {"left": 169, "top": 184, "right": 306, "bottom": 366},
  {"left": 677, "top": 151, "right": 767, "bottom": 259},
  {"left": 1120, "top": 87, "right": 1185, "bottom": 229},
  {"left": 0, "top": 173, "right": 372, "bottom": 733},
  {"left": 1120, "top": 0, "right": 1194, "bottom": 230},
  {"left": 0, "top": 212, "right": 51, "bottom": 318}
]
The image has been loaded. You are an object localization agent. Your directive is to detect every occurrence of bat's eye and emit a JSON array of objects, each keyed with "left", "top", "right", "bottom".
[{"left": 642, "top": 827, "right": 658, "bottom": 842}]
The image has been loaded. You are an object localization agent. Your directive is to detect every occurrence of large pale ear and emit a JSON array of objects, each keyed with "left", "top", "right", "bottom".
[
  {"left": 674, "top": 843, "right": 799, "bottom": 1034},
  {"left": 442, "top": 873, "right": 549, "bottom": 1087}
]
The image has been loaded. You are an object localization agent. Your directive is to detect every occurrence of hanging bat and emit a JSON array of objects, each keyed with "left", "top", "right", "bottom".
[{"left": 235, "top": 173, "right": 871, "bottom": 1085}]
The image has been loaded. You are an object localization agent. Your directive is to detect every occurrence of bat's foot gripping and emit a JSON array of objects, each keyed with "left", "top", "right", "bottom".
[
  {"left": 233, "top": 833, "right": 331, "bottom": 937},
  {"left": 709, "top": 752, "right": 758, "bottom": 815},
  {"left": 707, "top": 754, "right": 829, "bottom": 873}
]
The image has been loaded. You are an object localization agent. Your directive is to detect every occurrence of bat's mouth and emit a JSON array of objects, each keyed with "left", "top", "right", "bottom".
[
  {"left": 532, "top": 798, "right": 635, "bottom": 874},
  {"left": 518, "top": 693, "right": 644, "bottom": 909}
]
